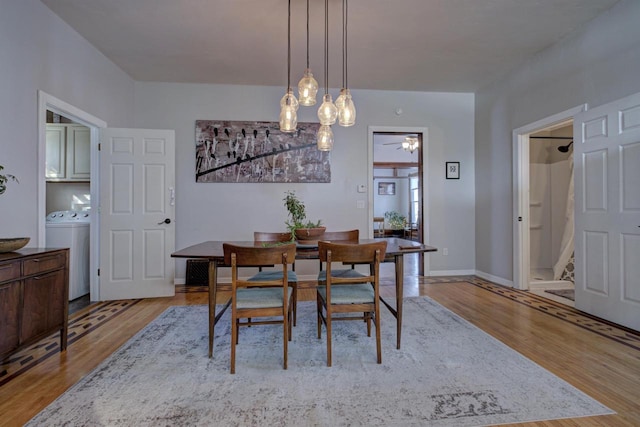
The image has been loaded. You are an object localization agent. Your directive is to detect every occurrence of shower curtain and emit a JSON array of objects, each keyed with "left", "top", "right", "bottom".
[{"left": 553, "top": 156, "right": 574, "bottom": 281}]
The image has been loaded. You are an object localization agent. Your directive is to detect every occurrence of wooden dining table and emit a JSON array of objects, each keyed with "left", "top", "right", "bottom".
[{"left": 171, "top": 237, "right": 437, "bottom": 357}]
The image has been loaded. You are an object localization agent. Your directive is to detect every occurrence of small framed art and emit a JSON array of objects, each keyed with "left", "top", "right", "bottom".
[
  {"left": 378, "top": 182, "right": 396, "bottom": 195},
  {"left": 446, "top": 162, "right": 460, "bottom": 179}
]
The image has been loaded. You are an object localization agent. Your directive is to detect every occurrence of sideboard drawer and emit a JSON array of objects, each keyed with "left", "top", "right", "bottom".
[
  {"left": 23, "top": 253, "right": 66, "bottom": 276},
  {"left": 0, "top": 261, "right": 21, "bottom": 283}
]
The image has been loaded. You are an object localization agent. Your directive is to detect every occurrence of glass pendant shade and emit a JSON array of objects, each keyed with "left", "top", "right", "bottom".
[
  {"left": 279, "top": 89, "right": 298, "bottom": 132},
  {"left": 318, "top": 93, "right": 337, "bottom": 125},
  {"left": 336, "top": 88, "right": 356, "bottom": 127},
  {"left": 280, "top": 88, "right": 299, "bottom": 111},
  {"left": 298, "top": 69, "right": 318, "bottom": 106},
  {"left": 317, "top": 124, "right": 334, "bottom": 151}
]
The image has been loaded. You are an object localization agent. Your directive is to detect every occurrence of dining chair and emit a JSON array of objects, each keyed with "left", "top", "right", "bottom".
[
  {"left": 223, "top": 242, "right": 296, "bottom": 374},
  {"left": 373, "top": 217, "right": 385, "bottom": 237},
  {"left": 317, "top": 229, "right": 359, "bottom": 272},
  {"left": 316, "top": 240, "right": 387, "bottom": 367},
  {"left": 317, "top": 229, "right": 359, "bottom": 242},
  {"left": 253, "top": 232, "right": 299, "bottom": 326}
]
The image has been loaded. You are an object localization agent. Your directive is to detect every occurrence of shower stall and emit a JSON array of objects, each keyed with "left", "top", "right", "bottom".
[{"left": 529, "top": 135, "right": 574, "bottom": 288}]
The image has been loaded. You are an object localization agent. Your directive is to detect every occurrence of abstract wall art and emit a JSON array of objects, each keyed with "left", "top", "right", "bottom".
[{"left": 195, "top": 120, "right": 330, "bottom": 183}]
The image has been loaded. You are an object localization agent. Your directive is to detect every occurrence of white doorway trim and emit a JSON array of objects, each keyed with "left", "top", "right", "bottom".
[
  {"left": 512, "top": 104, "right": 587, "bottom": 290},
  {"left": 368, "top": 125, "right": 430, "bottom": 274},
  {"left": 37, "top": 91, "right": 106, "bottom": 300}
]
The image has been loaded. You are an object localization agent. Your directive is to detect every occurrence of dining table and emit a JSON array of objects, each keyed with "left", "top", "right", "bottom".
[{"left": 171, "top": 237, "right": 437, "bottom": 357}]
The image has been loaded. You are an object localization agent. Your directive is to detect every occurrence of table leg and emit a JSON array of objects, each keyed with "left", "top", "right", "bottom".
[
  {"left": 394, "top": 254, "right": 404, "bottom": 349},
  {"left": 208, "top": 260, "right": 217, "bottom": 358}
]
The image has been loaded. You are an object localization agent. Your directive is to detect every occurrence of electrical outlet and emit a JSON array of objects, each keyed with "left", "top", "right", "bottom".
[
  {"left": 442, "top": 248, "right": 448, "bottom": 256},
  {"left": 356, "top": 200, "right": 365, "bottom": 209}
]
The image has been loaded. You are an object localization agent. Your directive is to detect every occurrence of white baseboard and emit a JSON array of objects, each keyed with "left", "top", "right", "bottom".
[
  {"left": 174, "top": 278, "right": 185, "bottom": 285},
  {"left": 474, "top": 270, "right": 514, "bottom": 288},
  {"left": 429, "top": 269, "right": 476, "bottom": 277}
]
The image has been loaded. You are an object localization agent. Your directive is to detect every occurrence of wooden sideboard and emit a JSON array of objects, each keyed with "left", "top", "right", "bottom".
[{"left": 0, "top": 248, "right": 69, "bottom": 360}]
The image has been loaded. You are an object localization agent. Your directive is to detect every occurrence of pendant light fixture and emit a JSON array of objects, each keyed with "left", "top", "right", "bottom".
[
  {"left": 335, "top": 0, "right": 356, "bottom": 127},
  {"left": 317, "top": 0, "right": 337, "bottom": 127},
  {"left": 317, "top": 124, "right": 334, "bottom": 151},
  {"left": 297, "top": 0, "right": 318, "bottom": 106},
  {"left": 402, "top": 136, "right": 419, "bottom": 153},
  {"left": 279, "top": 0, "right": 298, "bottom": 133}
]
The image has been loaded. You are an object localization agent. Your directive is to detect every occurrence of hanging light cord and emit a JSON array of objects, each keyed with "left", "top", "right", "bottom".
[
  {"left": 324, "top": 0, "right": 329, "bottom": 94},
  {"left": 342, "top": 0, "right": 347, "bottom": 88},
  {"left": 345, "top": 0, "right": 349, "bottom": 88},
  {"left": 306, "top": 0, "right": 310, "bottom": 68},
  {"left": 287, "top": 0, "right": 292, "bottom": 90}
]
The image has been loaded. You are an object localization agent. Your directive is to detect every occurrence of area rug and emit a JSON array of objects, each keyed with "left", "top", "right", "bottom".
[
  {"left": 545, "top": 288, "right": 575, "bottom": 301},
  {"left": 27, "top": 298, "right": 612, "bottom": 426}
]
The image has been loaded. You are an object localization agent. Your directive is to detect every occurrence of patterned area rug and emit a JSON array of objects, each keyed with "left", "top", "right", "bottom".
[
  {"left": 546, "top": 288, "right": 575, "bottom": 301},
  {"left": 27, "top": 298, "right": 612, "bottom": 426}
]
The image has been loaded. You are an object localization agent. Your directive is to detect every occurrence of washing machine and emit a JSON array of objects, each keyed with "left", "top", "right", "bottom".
[{"left": 46, "top": 210, "right": 91, "bottom": 301}]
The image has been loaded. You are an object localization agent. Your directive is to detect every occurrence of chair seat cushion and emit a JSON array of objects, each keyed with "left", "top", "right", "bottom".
[
  {"left": 317, "top": 284, "right": 374, "bottom": 304},
  {"left": 236, "top": 287, "right": 293, "bottom": 309},
  {"left": 317, "top": 269, "right": 365, "bottom": 282},
  {"left": 249, "top": 270, "right": 298, "bottom": 282}
]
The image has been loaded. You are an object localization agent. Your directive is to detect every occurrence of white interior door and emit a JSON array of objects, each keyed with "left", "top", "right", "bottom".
[
  {"left": 99, "top": 128, "right": 176, "bottom": 300},
  {"left": 573, "top": 92, "right": 640, "bottom": 331}
]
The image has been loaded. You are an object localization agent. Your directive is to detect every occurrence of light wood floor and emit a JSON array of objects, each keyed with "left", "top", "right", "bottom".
[{"left": 1, "top": 260, "right": 639, "bottom": 426}]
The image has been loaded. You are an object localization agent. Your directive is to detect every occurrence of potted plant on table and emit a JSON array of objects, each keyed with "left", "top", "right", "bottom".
[
  {"left": 283, "top": 191, "right": 325, "bottom": 240},
  {"left": 384, "top": 210, "right": 406, "bottom": 236}
]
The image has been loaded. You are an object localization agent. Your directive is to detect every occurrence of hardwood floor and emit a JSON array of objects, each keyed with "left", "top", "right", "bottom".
[{"left": 1, "top": 262, "right": 639, "bottom": 426}]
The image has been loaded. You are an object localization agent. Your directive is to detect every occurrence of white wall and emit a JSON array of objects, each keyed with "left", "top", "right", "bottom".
[
  {"left": 132, "top": 83, "right": 475, "bottom": 279},
  {"left": 475, "top": 0, "right": 640, "bottom": 283},
  {"left": 0, "top": 0, "right": 135, "bottom": 244}
]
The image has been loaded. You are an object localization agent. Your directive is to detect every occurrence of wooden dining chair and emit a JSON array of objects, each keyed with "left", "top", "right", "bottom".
[
  {"left": 317, "top": 229, "right": 359, "bottom": 242},
  {"left": 317, "top": 229, "right": 359, "bottom": 272},
  {"left": 316, "top": 240, "right": 387, "bottom": 367},
  {"left": 253, "top": 232, "right": 299, "bottom": 326},
  {"left": 223, "top": 243, "right": 296, "bottom": 374},
  {"left": 373, "top": 217, "right": 385, "bottom": 237}
]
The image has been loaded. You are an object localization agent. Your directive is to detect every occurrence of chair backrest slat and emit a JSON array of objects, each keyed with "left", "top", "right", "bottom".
[
  {"left": 317, "top": 229, "right": 359, "bottom": 242},
  {"left": 318, "top": 241, "right": 387, "bottom": 264},
  {"left": 223, "top": 243, "right": 296, "bottom": 267}
]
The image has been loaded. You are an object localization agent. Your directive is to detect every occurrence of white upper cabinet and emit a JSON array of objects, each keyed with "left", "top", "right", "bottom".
[{"left": 46, "top": 124, "right": 90, "bottom": 181}]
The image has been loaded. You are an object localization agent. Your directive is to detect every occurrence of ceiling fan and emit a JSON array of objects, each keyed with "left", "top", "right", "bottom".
[{"left": 383, "top": 136, "right": 420, "bottom": 153}]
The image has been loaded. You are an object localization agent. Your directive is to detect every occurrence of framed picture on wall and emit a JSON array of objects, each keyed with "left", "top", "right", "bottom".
[
  {"left": 446, "top": 162, "right": 460, "bottom": 179},
  {"left": 378, "top": 182, "right": 396, "bottom": 195}
]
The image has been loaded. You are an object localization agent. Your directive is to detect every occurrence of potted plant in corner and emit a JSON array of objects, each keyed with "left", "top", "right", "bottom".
[
  {"left": 0, "top": 165, "right": 30, "bottom": 253},
  {"left": 384, "top": 210, "right": 406, "bottom": 236},
  {"left": 283, "top": 191, "right": 325, "bottom": 240}
]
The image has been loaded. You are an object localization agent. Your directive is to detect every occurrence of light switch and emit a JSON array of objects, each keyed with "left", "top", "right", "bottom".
[{"left": 357, "top": 184, "right": 366, "bottom": 193}]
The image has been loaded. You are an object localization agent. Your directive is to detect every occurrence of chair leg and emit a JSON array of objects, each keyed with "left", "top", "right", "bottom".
[
  {"left": 292, "top": 284, "right": 298, "bottom": 326},
  {"left": 375, "top": 305, "right": 382, "bottom": 364},
  {"left": 288, "top": 300, "right": 293, "bottom": 341},
  {"left": 231, "top": 315, "right": 237, "bottom": 374},
  {"left": 366, "top": 312, "right": 372, "bottom": 337},
  {"left": 283, "top": 310, "right": 288, "bottom": 370},
  {"left": 317, "top": 293, "right": 322, "bottom": 339},
  {"left": 326, "top": 310, "right": 332, "bottom": 367}
]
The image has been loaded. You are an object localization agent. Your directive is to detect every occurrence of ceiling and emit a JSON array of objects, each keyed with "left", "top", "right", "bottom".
[{"left": 41, "top": 0, "right": 619, "bottom": 93}]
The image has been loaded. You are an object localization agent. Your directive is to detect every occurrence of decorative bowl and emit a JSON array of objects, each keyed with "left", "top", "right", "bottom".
[
  {"left": 0, "top": 237, "right": 30, "bottom": 253},
  {"left": 294, "top": 227, "right": 326, "bottom": 240}
]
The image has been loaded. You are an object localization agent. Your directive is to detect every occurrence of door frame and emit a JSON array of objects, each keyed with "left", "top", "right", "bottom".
[
  {"left": 37, "top": 90, "right": 106, "bottom": 300},
  {"left": 512, "top": 104, "right": 586, "bottom": 290},
  {"left": 368, "top": 126, "right": 429, "bottom": 274}
]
